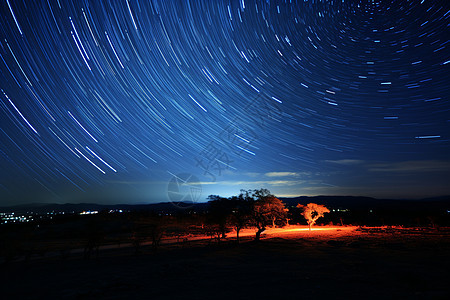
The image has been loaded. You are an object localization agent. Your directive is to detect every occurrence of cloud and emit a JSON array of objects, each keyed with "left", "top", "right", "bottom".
[
  {"left": 265, "top": 172, "right": 300, "bottom": 177},
  {"left": 205, "top": 180, "right": 307, "bottom": 186},
  {"left": 325, "top": 159, "right": 365, "bottom": 165},
  {"left": 234, "top": 180, "right": 304, "bottom": 186},
  {"left": 368, "top": 160, "right": 450, "bottom": 173}
]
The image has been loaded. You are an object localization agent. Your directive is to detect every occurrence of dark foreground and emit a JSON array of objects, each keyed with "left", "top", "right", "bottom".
[{"left": 3, "top": 228, "right": 450, "bottom": 299}]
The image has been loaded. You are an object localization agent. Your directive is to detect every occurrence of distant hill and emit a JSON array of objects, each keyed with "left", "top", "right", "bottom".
[
  {"left": 279, "top": 195, "right": 450, "bottom": 212},
  {"left": 1, "top": 195, "right": 449, "bottom": 214},
  {"left": 0, "top": 201, "right": 208, "bottom": 214}
]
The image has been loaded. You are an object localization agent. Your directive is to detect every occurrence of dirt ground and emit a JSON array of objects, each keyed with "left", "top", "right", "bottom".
[{"left": 3, "top": 226, "right": 450, "bottom": 299}]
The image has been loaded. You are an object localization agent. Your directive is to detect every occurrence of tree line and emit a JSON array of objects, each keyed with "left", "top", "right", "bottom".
[
  {"left": 0, "top": 188, "right": 330, "bottom": 262},
  {"left": 206, "top": 188, "right": 329, "bottom": 242}
]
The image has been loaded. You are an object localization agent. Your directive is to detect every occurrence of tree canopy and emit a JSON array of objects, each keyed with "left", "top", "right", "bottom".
[
  {"left": 207, "top": 189, "right": 287, "bottom": 241},
  {"left": 245, "top": 189, "right": 287, "bottom": 240},
  {"left": 297, "top": 203, "right": 330, "bottom": 230}
]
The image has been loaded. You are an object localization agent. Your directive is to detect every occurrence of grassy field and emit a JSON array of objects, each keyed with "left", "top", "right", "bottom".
[{"left": 2, "top": 226, "right": 450, "bottom": 299}]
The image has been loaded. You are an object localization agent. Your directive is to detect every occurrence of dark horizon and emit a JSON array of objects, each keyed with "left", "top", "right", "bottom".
[{"left": 2, "top": 193, "right": 450, "bottom": 209}]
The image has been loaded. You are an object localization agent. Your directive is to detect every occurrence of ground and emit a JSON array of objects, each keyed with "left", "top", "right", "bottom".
[{"left": 3, "top": 226, "right": 450, "bottom": 299}]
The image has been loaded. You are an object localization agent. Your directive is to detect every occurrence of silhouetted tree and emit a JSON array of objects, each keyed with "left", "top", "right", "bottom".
[
  {"left": 298, "top": 203, "right": 330, "bottom": 230},
  {"left": 83, "top": 219, "right": 105, "bottom": 259},
  {"left": 149, "top": 222, "right": 164, "bottom": 251},
  {"left": 246, "top": 189, "right": 287, "bottom": 241},
  {"left": 228, "top": 193, "right": 253, "bottom": 243},
  {"left": 131, "top": 230, "right": 144, "bottom": 254},
  {"left": 84, "top": 232, "right": 101, "bottom": 259},
  {"left": 207, "top": 195, "right": 234, "bottom": 239},
  {"left": 204, "top": 223, "right": 223, "bottom": 244}
]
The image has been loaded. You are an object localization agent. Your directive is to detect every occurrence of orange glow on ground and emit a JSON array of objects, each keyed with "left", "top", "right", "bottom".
[{"left": 231, "top": 225, "right": 358, "bottom": 240}]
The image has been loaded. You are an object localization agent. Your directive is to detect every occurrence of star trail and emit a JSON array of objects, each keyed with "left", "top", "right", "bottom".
[{"left": 0, "top": 0, "right": 449, "bottom": 206}]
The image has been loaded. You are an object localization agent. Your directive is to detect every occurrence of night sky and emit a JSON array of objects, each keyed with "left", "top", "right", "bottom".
[{"left": 0, "top": 0, "right": 449, "bottom": 206}]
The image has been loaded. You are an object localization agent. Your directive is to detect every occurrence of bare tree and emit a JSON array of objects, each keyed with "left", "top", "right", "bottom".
[{"left": 298, "top": 203, "right": 330, "bottom": 231}]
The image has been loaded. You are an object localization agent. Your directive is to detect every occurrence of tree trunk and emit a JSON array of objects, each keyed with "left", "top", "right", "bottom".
[
  {"left": 221, "top": 224, "right": 227, "bottom": 239},
  {"left": 309, "top": 223, "right": 311, "bottom": 231},
  {"left": 255, "top": 227, "right": 265, "bottom": 241},
  {"left": 236, "top": 228, "right": 240, "bottom": 244}
]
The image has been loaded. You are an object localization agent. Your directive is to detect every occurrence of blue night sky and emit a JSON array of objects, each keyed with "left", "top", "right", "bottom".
[{"left": 0, "top": 0, "right": 449, "bottom": 206}]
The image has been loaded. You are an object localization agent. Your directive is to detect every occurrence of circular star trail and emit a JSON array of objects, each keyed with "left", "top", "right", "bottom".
[{"left": 0, "top": 0, "right": 449, "bottom": 205}]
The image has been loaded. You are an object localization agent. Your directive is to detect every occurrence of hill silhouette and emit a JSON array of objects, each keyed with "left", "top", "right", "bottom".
[{"left": 1, "top": 195, "right": 449, "bottom": 214}]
